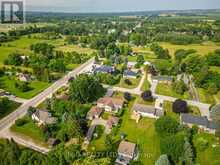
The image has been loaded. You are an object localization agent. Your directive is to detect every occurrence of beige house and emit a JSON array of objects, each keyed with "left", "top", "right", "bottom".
[
  {"left": 115, "top": 141, "right": 138, "bottom": 165},
  {"left": 32, "top": 109, "right": 57, "bottom": 125},
  {"left": 86, "top": 106, "right": 103, "bottom": 120},
  {"left": 97, "top": 97, "right": 124, "bottom": 113}
]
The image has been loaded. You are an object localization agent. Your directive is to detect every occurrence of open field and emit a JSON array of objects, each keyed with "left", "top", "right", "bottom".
[
  {"left": 56, "top": 45, "right": 96, "bottom": 54},
  {"left": 0, "top": 100, "right": 20, "bottom": 119},
  {"left": 159, "top": 42, "right": 220, "bottom": 57},
  {"left": 156, "top": 83, "right": 191, "bottom": 100},
  {"left": 0, "top": 76, "right": 50, "bottom": 99}
]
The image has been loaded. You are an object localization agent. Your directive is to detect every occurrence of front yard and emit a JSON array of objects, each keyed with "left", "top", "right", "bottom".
[
  {"left": 0, "top": 76, "right": 51, "bottom": 99},
  {"left": 10, "top": 116, "right": 48, "bottom": 147},
  {"left": 115, "top": 77, "right": 141, "bottom": 89},
  {"left": 156, "top": 83, "right": 191, "bottom": 100}
]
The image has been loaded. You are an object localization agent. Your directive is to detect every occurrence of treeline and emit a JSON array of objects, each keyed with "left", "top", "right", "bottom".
[{"left": 0, "top": 139, "right": 111, "bottom": 165}]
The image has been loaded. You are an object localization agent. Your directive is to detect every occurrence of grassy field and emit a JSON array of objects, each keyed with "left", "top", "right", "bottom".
[
  {"left": 10, "top": 116, "right": 48, "bottom": 147},
  {"left": 159, "top": 42, "right": 220, "bottom": 57},
  {"left": 0, "top": 100, "right": 20, "bottom": 119},
  {"left": 156, "top": 83, "right": 191, "bottom": 100},
  {"left": 0, "top": 76, "right": 50, "bottom": 99},
  {"left": 56, "top": 45, "right": 96, "bottom": 54},
  {"left": 193, "top": 133, "right": 220, "bottom": 165},
  {"left": 197, "top": 88, "right": 216, "bottom": 104},
  {"left": 116, "top": 77, "right": 141, "bottom": 89}
]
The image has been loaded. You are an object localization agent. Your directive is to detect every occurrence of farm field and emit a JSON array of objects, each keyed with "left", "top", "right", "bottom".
[{"left": 159, "top": 42, "right": 220, "bottom": 57}]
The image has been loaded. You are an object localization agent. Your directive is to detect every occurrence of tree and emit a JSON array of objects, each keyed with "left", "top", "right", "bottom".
[
  {"left": 124, "top": 92, "right": 132, "bottom": 101},
  {"left": 172, "top": 80, "right": 188, "bottom": 95},
  {"left": 180, "top": 138, "right": 194, "bottom": 165},
  {"left": 69, "top": 74, "right": 105, "bottom": 104},
  {"left": 136, "top": 55, "right": 145, "bottom": 65},
  {"left": 210, "top": 104, "right": 220, "bottom": 122},
  {"left": 141, "top": 90, "right": 153, "bottom": 101},
  {"left": 124, "top": 78, "right": 132, "bottom": 85},
  {"left": 4, "top": 52, "right": 23, "bottom": 66},
  {"left": 155, "top": 116, "right": 179, "bottom": 136},
  {"left": 155, "top": 154, "right": 170, "bottom": 165},
  {"left": 172, "top": 99, "right": 188, "bottom": 113},
  {"left": 73, "top": 156, "right": 111, "bottom": 165},
  {"left": 15, "top": 81, "right": 31, "bottom": 92},
  {"left": 160, "top": 134, "right": 185, "bottom": 163}
]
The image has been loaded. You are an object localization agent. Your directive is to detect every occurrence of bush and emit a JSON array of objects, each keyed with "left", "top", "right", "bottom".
[
  {"left": 196, "top": 137, "right": 209, "bottom": 152},
  {"left": 155, "top": 116, "right": 179, "bottom": 136},
  {"left": 172, "top": 99, "right": 188, "bottom": 113},
  {"left": 124, "top": 79, "right": 132, "bottom": 85},
  {"left": 15, "top": 118, "right": 28, "bottom": 127},
  {"left": 141, "top": 90, "right": 153, "bottom": 101},
  {"left": 124, "top": 92, "right": 132, "bottom": 101}
]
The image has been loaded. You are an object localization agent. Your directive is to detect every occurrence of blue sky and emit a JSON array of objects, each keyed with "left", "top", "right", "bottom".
[{"left": 26, "top": 0, "right": 220, "bottom": 12}]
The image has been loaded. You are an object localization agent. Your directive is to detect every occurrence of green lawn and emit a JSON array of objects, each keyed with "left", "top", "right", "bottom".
[
  {"left": 116, "top": 77, "right": 141, "bottom": 89},
  {"left": 89, "top": 126, "right": 106, "bottom": 151},
  {"left": 156, "top": 83, "right": 191, "bottom": 100},
  {"left": 141, "top": 77, "right": 151, "bottom": 91},
  {"left": 10, "top": 116, "right": 48, "bottom": 147},
  {"left": 0, "top": 76, "right": 50, "bottom": 99},
  {"left": 117, "top": 101, "right": 161, "bottom": 164},
  {"left": 0, "top": 100, "right": 20, "bottom": 119},
  {"left": 193, "top": 133, "right": 220, "bottom": 165},
  {"left": 197, "top": 88, "right": 216, "bottom": 104}
]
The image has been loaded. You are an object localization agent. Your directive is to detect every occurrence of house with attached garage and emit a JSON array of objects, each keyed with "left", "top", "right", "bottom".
[
  {"left": 97, "top": 97, "right": 124, "bottom": 113},
  {"left": 180, "top": 113, "right": 219, "bottom": 134},
  {"left": 123, "top": 70, "right": 137, "bottom": 79},
  {"left": 86, "top": 106, "right": 103, "bottom": 120},
  {"left": 151, "top": 75, "right": 173, "bottom": 84},
  {"left": 132, "top": 102, "right": 164, "bottom": 123},
  {"left": 32, "top": 109, "right": 57, "bottom": 125},
  {"left": 94, "top": 65, "right": 115, "bottom": 74},
  {"left": 115, "top": 141, "right": 138, "bottom": 165}
]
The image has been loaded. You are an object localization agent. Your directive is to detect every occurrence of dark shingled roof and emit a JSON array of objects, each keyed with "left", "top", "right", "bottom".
[
  {"left": 123, "top": 70, "right": 137, "bottom": 77},
  {"left": 181, "top": 113, "right": 219, "bottom": 130},
  {"left": 152, "top": 75, "right": 173, "bottom": 81},
  {"left": 95, "top": 66, "right": 115, "bottom": 73}
]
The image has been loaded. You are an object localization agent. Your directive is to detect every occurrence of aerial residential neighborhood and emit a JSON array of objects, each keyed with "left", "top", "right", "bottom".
[{"left": 0, "top": 0, "right": 220, "bottom": 165}]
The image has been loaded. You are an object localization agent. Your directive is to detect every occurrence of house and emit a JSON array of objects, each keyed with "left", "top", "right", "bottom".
[
  {"left": 32, "top": 109, "right": 57, "bottom": 125},
  {"left": 155, "top": 98, "right": 164, "bottom": 111},
  {"left": 86, "top": 106, "right": 103, "bottom": 120},
  {"left": 210, "top": 104, "right": 220, "bottom": 122},
  {"left": 17, "top": 73, "right": 31, "bottom": 82},
  {"left": 127, "top": 62, "right": 137, "bottom": 69},
  {"left": 106, "top": 116, "right": 119, "bottom": 129},
  {"left": 180, "top": 113, "right": 219, "bottom": 134},
  {"left": 94, "top": 65, "right": 115, "bottom": 74},
  {"left": 132, "top": 103, "right": 164, "bottom": 119},
  {"left": 151, "top": 75, "right": 173, "bottom": 84},
  {"left": 97, "top": 97, "right": 124, "bottom": 113},
  {"left": 105, "top": 89, "right": 114, "bottom": 97},
  {"left": 115, "top": 141, "right": 138, "bottom": 165},
  {"left": 123, "top": 70, "right": 137, "bottom": 79}
]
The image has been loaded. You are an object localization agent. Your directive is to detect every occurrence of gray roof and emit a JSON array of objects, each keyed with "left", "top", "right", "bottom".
[
  {"left": 152, "top": 75, "right": 173, "bottom": 81},
  {"left": 133, "top": 104, "right": 155, "bottom": 114},
  {"left": 95, "top": 66, "right": 115, "bottom": 73},
  {"left": 181, "top": 113, "right": 219, "bottom": 130},
  {"left": 123, "top": 70, "right": 137, "bottom": 77},
  {"left": 34, "top": 109, "right": 57, "bottom": 124},
  {"left": 181, "top": 113, "right": 208, "bottom": 127}
]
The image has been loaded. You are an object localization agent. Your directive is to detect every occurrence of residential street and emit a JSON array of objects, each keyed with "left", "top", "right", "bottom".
[{"left": 0, "top": 58, "right": 95, "bottom": 153}]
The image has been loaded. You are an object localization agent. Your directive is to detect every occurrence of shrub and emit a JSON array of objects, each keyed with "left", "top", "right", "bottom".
[
  {"left": 141, "top": 90, "right": 153, "bottom": 101},
  {"left": 124, "top": 92, "right": 132, "bottom": 101},
  {"left": 196, "top": 137, "right": 209, "bottom": 152},
  {"left": 124, "top": 79, "right": 132, "bottom": 85},
  {"left": 15, "top": 118, "right": 28, "bottom": 127},
  {"left": 172, "top": 99, "right": 188, "bottom": 113}
]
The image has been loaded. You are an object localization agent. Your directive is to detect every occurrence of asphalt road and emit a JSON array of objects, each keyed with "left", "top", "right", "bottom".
[{"left": 0, "top": 58, "right": 95, "bottom": 135}]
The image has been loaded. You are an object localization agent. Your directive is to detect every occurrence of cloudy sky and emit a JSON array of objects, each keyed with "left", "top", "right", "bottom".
[{"left": 26, "top": 0, "right": 220, "bottom": 12}]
